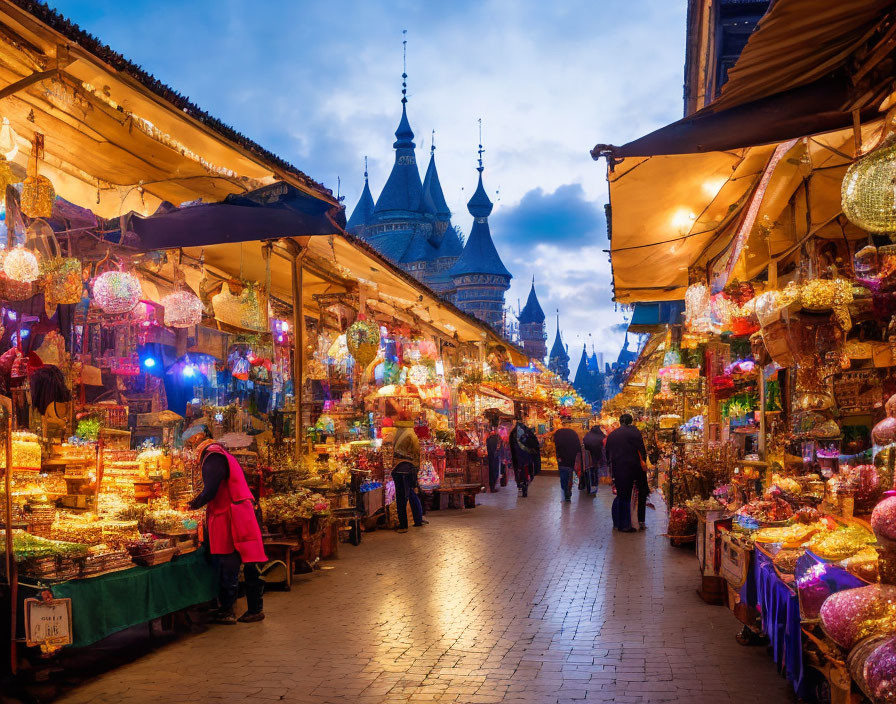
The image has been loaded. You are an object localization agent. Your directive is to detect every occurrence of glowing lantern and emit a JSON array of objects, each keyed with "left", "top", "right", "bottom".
[
  {"left": 3, "top": 247, "right": 39, "bottom": 283},
  {"left": 20, "top": 174, "right": 55, "bottom": 218},
  {"left": 684, "top": 283, "right": 712, "bottom": 333},
  {"left": 162, "top": 290, "right": 203, "bottom": 328},
  {"left": 346, "top": 319, "right": 381, "bottom": 367},
  {"left": 92, "top": 269, "right": 142, "bottom": 314},
  {"left": 842, "top": 140, "right": 896, "bottom": 233}
]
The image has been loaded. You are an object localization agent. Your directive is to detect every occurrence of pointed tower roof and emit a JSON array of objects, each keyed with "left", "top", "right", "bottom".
[
  {"left": 422, "top": 137, "right": 451, "bottom": 221},
  {"left": 518, "top": 279, "right": 545, "bottom": 325},
  {"left": 347, "top": 158, "right": 375, "bottom": 231},
  {"left": 573, "top": 342, "right": 590, "bottom": 387},
  {"left": 436, "top": 224, "right": 463, "bottom": 258},
  {"left": 449, "top": 146, "right": 511, "bottom": 279},
  {"left": 373, "top": 55, "right": 424, "bottom": 217},
  {"left": 549, "top": 314, "right": 568, "bottom": 360}
]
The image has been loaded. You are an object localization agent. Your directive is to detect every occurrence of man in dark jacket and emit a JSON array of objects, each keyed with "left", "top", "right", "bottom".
[
  {"left": 485, "top": 425, "right": 502, "bottom": 492},
  {"left": 604, "top": 413, "right": 649, "bottom": 532},
  {"left": 509, "top": 418, "right": 538, "bottom": 497},
  {"left": 582, "top": 423, "right": 606, "bottom": 495},
  {"left": 553, "top": 418, "right": 584, "bottom": 502}
]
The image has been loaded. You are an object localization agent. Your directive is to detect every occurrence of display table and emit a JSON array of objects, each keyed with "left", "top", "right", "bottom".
[{"left": 47, "top": 548, "right": 217, "bottom": 648}]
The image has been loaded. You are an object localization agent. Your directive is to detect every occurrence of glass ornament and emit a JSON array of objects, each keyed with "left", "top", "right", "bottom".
[
  {"left": 856, "top": 245, "right": 880, "bottom": 279},
  {"left": 346, "top": 320, "right": 381, "bottom": 368},
  {"left": 161, "top": 290, "right": 203, "bottom": 328},
  {"left": 865, "top": 636, "right": 896, "bottom": 702},
  {"left": 92, "top": 269, "right": 142, "bottom": 314},
  {"left": 843, "top": 139, "right": 896, "bottom": 233},
  {"left": 211, "top": 282, "right": 265, "bottom": 332},
  {"left": 873, "top": 497, "right": 896, "bottom": 545},
  {"left": 20, "top": 174, "right": 54, "bottom": 218},
  {"left": 41, "top": 257, "right": 82, "bottom": 306},
  {"left": 874, "top": 395, "right": 896, "bottom": 446},
  {"left": 3, "top": 247, "right": 39, "bottom": 283},
  {"left": 821, "top": 584, "right": 896, "bottom": 649}
]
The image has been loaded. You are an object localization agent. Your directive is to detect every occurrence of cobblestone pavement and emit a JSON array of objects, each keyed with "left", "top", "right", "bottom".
[{"left": 57, "top": 478, "right": 794, "bottom": 704}]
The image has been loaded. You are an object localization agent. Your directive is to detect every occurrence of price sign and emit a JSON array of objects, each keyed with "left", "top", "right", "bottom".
[{"left": 24, "top": 598, "right": 72, "bottom": 647}]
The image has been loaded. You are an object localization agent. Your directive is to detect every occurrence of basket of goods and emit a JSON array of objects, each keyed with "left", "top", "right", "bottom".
[
  {"left": 773, "top": 548, "right": 805, "bottom": 578},
  {"left": 841, "top": 547, "right": 880, "bottom": 583},
  {"left": 754, "top": 523, "right": 823, "bottom": 548},
  {"left": 126, "top": 534, "right": 177, "bottom": 566},
  {"left": 667, "top": 506, "right": 697, "bottom": 543},
  {"left": 735, "top": 495, "right": 795, "bottom": 526},
  {"left": 837, "top": 465, "right": 882, "bottom": 513}
]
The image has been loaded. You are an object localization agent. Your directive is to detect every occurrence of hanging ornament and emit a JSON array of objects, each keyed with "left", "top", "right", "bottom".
[
  {"left": 346, "top": 319, "right": 380, "bottom": 368},
  {"left": 684, "top": 282, "right": 712, "bottom": 333},
  {"left": 0, "top": 156, "right": 14, "bottom": 191},
  {"left": 3, "top": 246, "right": 39, "bottom": 283},
  {"left": 162, "top": 289, "right": 203, "bottom": 328},
  {"left": 842, "top": 139, "right": 896, "bottom": 233},
  {"left": 92, "top": 268, "right": 142, "bottom": 314},
  {"left": 0, "top": 117, "right": 19, "bottom": 161},
  {"left": 42, "top": 257, "right": 82, "bottom": 306},
  {"left": 20, "top": 134, "right": 54, "bottom": 218}
]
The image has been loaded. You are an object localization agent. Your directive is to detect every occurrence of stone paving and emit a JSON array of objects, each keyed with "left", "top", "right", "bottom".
[{"left": 57, "top": 478, "right": 794, "bottom": 704}]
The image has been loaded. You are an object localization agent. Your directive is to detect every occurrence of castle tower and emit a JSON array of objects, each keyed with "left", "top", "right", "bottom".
[
  {"left": 449, "top": 138, "right": 511, "bottom": 330},
  {"left": 518, "top": 278, "right": 547, "bottom": 362},
  {"left": 548, "top": 313, "right": 570, "bottom": 379}
]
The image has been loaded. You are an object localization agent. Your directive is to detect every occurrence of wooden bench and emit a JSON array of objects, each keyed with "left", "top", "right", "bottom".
[{"left": 431, "top": 483, "right": 482, "bottom": 510}]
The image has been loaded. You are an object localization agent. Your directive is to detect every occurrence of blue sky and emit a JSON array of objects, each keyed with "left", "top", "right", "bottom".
[{"left": 47, "top": 0, "right": 687, "bottom": 377}]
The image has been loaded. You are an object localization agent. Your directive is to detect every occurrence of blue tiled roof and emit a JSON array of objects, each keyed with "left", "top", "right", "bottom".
[
  {"left": 422, "top": 153, "right": 451, "bottom": 220},
  {"left": 435, "top": 225, "right": 463, "bottom": 258},
  {"left": 573, "top": 343, "right": 590, "bottom": 387},
  {"left": 518, "top": 283, "right": 545, "bottom": 325},
  {"left": 364, "top": 228, "right": 414, "bottom": 263},
  {"left": 549, "top": 329, "right": 567, "bottom": 359},
  {"left": 449, "top": 219, "right": 511, "bottom": 278},
  {"left": 467, "top": 172, "right": 493, "bottom": 218},
  {"left": 374, "top": 105, "right": 424, "bottom": 216},
  {"left": 347, "top": 177, "right": 375, "bottom": 231},
  {"left": 401, "top": 229, "right": 439, "bottom": 263}
]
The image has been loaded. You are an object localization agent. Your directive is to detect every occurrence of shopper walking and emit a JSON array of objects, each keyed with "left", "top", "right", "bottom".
[
  {"left": 553, "top": 417, "right": 584, "bottom": 502},
  {"left": 486, "top": 425, "right": 502, "bottom": 492},
  {"left": 509, "top": 417, "right": 539, "bottom": 497},
  {"left": 187, "top": 431, "right": 267, "bottom": 624},
  {"left": 391, "top": 431, "right": 425, "bottom": 532},
  {"left": 604, "top": 413, "right": 650, "bottom": 532},
  {"left": 582, "top": 422, "right": 606, "bottom": 495}
]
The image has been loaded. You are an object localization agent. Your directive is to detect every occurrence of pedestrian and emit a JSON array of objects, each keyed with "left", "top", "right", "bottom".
[
  {"left": 509, "top": 417, "right": 539, "bottom": 497},
  {"left": 186, "top": 429, "right": 267, "bottom": 624},
  {"left": 486, "top": 423, "right": 502, "bottom": 492},
  {"left": 604, "top": 413, "right": 650, "bottom": 532},
  {"left": 553, "top": 416, "right": 584, "bottom": 502},
  {"left": 582, "top": 422, "right": 606, "bottom": 495},
  {"left": 391, "top": 431, "right": 426, "bottom": 532}
]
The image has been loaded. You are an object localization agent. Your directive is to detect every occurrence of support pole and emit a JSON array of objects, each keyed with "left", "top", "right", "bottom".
[
  {"left": 758, "top": 365, "right": 767, "bottom": 461},
  {"left": 2, "top": 397, "right": 16, "bottom": 674},
  {"left": 288, "top": 243, "right": 306, "bottom": 462}
]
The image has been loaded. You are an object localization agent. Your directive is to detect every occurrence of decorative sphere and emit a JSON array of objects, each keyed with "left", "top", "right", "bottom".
[
  {"left": 93, "top": 270, "right": 142, "bottom": 314},
  {"left": 161, "top": 290, "right": 203, "bottom": 328},
  {"left": 843, "top": 141, "right": 896, "bottom": 233},
  {"left": 3, "top": 247, "right": 39, "bottom": 283}
]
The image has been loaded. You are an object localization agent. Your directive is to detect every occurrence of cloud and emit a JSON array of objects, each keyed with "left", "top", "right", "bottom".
[{"left": 491, "top": 184, "right": 605, "bottom": 247}]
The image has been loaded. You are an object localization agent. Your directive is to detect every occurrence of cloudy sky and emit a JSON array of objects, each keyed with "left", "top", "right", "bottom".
[{"left": 48, "top": 0, "right": 687, "bottom": 377}]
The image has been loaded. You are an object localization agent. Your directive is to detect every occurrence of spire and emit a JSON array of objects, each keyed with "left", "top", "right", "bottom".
[
  {"left": 374, "top": 32, "right": 424, "bottom": 216},
  {"left": 422, "top": 130, "right": 451, "bottom": 221},
  {"left": 518, "top": 279, "right": 545, "bottom": 325},
  {"left": 573, "top": 342, "right": 591, "bottom": 388},
  {"left": 549, "top": 312, "right": 567, "bottom": 360},
  {"left": 347, "top": 156, "right": 375, "bottom": 231},
  {"left": 450, "top": 128, "right": 510, "bottom": 279}
]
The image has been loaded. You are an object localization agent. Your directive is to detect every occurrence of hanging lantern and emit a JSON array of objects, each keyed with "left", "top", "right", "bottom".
[
  {"left": 162, "top": 289, "right": 204, "bottom": 328},
  {"left": 3, "top": 246, "right": 39, "bottom": 283},
  {"left": 42, "top": 257, "right": 83, "bottom": 306},
  {"left": 684, "top": 283, "right": 712, "bottom": 333},
  {"left": 20, "top": 174, "right": 54, "bottom": 218},
  {"left": 92, "top": 269, "right": 142, "bottom": 314},
  {"left": 0, "top": 155, "right": 14, "bottom": 191},
  {"left": 0, "top": 118, "right": 18, "bottom": 161},
  {"left": 842, "top": 140, "right": 896, "bottom": 233},
  {"left": 346, "top": 319, "right": 381, "bottom": 367}
]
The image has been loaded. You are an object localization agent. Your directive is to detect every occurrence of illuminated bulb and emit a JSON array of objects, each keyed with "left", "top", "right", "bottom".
[
  {"left": 183, "top": 364, "right": 196, "bottom": 378},
  {"left": 143, "top": 357, "right": 156, "bottom": 368}
]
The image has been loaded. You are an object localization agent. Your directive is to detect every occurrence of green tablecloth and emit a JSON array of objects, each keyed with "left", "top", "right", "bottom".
[{"left": 50, "top": 549, "right": 218, "bottom": 648}]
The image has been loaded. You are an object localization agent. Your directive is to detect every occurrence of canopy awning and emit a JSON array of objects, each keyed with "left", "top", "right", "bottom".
[
  {"left": 124, "top": 182, "right": 344, "bottom": 250},
  {"left": 594, "top": 0, "right": 896, "bottom": 159}
]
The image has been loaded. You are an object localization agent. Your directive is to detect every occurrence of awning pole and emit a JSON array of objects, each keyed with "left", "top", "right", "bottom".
[{"left": 290, "top": 244, "right": 307, "bottom": 462}]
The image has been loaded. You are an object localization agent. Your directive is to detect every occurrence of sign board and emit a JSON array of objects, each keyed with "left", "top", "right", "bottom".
[{"left": 24, "top": 597, "right": 72, "bottom": 648}]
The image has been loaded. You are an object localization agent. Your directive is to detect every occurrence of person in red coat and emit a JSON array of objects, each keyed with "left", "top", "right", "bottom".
[{"left": 187, "top": 432, "right": 268, "bottom": 624}]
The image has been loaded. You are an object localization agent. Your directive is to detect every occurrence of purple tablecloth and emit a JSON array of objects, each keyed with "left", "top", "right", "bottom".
[{"left": 751, "top": 549, "right": 810, "bottom": 700}]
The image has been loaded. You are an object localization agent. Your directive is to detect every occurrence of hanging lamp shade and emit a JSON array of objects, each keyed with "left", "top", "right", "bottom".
[
  {"left": 346, "top": 320, "right": 380, "bottom": 367},
  {"left": 20, "top": 175, "right": 55, "bottom": 218},
  {"left": 92, "top": 269, "right": 142, "bottom": 314},
  {"left": 842, "top": 140, "right": 896, "bottom": 233},
  {"left": 3, "top": 246, "right": 39, "bottom": 283},
  {"left": 0, "top": 118, "right": 18, "bottom": 161},
  {"left": 162, "top": 289, "right": 203, "bottom": 328}
]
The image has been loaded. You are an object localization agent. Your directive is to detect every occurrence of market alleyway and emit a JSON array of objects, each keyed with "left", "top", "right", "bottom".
[{"left": 57, "top": 481, "right": 794, "bottom": 704}]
